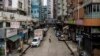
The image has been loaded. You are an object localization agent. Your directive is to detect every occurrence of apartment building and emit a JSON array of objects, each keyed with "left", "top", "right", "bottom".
[
  {"left": 0, "top": 0, "right": 31, "bottom": 15},
  {"left": 0, "top": 0, "right": 32, "bottom": 56},
  {"left": 41, "top": 6, "right": 47, "bottom": 20},
  {"left": 0, "top": 0, "right": 4, "bottom": 10},
  {"left": 57, "top": 0, "right": 67, "bottom": 21},
  {"left": 47, "top": 0, "right": 53, "bottom": 19},
  {"left": 66, "top": 0, "right": 100, "bottom": 56},
  {"left": 24, "top": 0, "right": 31, "bottom": 16},
  {"left": 31, "top": 0, "right": 42, "bottom": 20}
]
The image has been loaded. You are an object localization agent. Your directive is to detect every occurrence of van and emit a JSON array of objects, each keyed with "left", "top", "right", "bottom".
[{"left": 31, "top": 37, "right": 41, "bottom": 47}]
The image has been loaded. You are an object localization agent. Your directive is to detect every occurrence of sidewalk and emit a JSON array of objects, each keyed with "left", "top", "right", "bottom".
[
  {"left": 8, "top": 38, "right": 32, "bottom": 56},
  {"left": 65, "top": 41, "right": 78, "bottom": 56}
]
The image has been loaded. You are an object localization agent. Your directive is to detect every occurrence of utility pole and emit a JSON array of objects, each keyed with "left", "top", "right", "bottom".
[{"left": 2, "top": 11, "right": 7, "bottom": 56}]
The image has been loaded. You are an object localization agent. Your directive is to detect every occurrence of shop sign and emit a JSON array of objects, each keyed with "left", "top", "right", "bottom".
[
  {"left": 67, "top": 19, "right": 75, "bottom": 24},
  {"left": 76, "top": 19, "right": 83, "bottom": 25},
  {"left": 10, "top": 22, "right": 20, "bottom": 28},
  {"left": 0, "top": 29, "right": 5, "bottom": 38},
  {"left": 6, "top": 29, "right": 17, "bottom": 38}
]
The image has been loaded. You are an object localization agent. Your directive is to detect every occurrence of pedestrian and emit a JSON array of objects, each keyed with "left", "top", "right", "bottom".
[{"left": 49, "top": 38, "right": 51, "bottom": 43}]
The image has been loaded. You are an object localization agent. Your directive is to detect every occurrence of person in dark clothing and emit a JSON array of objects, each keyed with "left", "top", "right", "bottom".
[
  {"left": 49, "top": 38, "right": 51, "bottom": 43},
  {"left": 28, "top": 28, "right": 31, "bottom": 38}
]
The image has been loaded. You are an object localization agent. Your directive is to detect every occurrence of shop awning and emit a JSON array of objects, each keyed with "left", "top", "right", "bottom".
[
  {"left": 63, "top": 26, "right": 69, "bottom": 29},
  {"left": 8, "top": 35, "right": 20, "bottom": 42}
]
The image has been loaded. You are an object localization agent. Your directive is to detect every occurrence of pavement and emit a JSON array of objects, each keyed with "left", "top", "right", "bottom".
[
  {"left": 8, "top": 38, "right": 32, "bottom": 56},
  {"left": 24, "top": 28, "right": 74, "bottom": 56},
  {"left": 65, "top": 41, "right": 78, "bottom": 56}
]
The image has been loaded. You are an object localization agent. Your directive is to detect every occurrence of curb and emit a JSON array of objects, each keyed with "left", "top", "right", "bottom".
[
  {"left": 64, "top": 41, "right": 75, "bottom": 56},
  {"left": 19, "top": 45, "right": 31, "bottom": 56}
]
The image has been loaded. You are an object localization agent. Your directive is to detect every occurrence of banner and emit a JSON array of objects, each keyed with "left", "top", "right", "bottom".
[
  {"left": 10, "top": 22, "right": 20, "bottom": 28},
  {"left": 6, "top": 29, "right": 17, "bottom": 38}
]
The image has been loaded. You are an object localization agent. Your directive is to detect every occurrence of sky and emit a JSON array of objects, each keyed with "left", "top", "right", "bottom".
[{"left": 43, "top": 0, "right": 47, "bottom": 6}]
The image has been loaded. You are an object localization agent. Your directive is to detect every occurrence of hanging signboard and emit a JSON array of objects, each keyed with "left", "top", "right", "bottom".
[
  {"left": 76, "top": 19, "right": 83, "bottom": 25},
  {"left": 6, "top": 29, "right": 17, "bottom": 38},
  {"left": 10, "top": 22, "right": 20, "bottom": 28},
  {"left": 67, "top": 19, "right": 75, "bottom": 24}
]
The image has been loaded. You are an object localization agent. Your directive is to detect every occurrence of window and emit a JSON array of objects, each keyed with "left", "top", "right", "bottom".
[
  {"left": 89, "top": 5, "right": 92, "bottom": 13},
  {"left": 85, "top": 4, "right": 100, "bottom": 14},
  {"left": 93, "top": 5, "right": 96, "bottom": 12},
  {"left": 28, "top": 0, "right": 30, "bottom": 5},
  {"left": 0, "top": 0, "right": 2, "bottom": 1},
  {"left": 6, "top": 22, "right": 10, "bottom": 27},
  {"left": 19, "top": 2, "right": 22, "bottom": 8},
  {"left": 34, "top": 10, "right": 36, "bottom": 13},
  {"left": 37, "top": 10, "right": 39, "bottom": 13},
  {"left": 0, "top": 22, "right": 3, "bottom": 28},
  {"left": 97, "top": 4, "right": 99, "bottom": 12},
  {"left": 8, "top": 0, "right": 12, "bottom": 6},
  {"left": 28, "top": 7, "right": 30, "bottom": 14}
]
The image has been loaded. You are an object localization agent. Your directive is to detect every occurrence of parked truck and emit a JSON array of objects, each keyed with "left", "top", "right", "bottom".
[
  {"left": 31, "top": 29, "right": 44, "bottom": 47},
  {"left": 34, "top": 29, "right": 44, "bottom": 41}
]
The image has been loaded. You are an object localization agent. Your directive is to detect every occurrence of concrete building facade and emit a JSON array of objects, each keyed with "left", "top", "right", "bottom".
[
  {"left": 41, "top": 6, "right": 47, "bottom": 20},
  {"left": 65, "top": 0, "right": 100, "bottom": 56},
  {"left": 47, "top": 0, "right": 53, "bottom": 19},
  {"left": 57, "top": 0, "right": 67, "bottom": 21},
  {"left": 0, "top": 0, "right": 31, "bottom": 15}
]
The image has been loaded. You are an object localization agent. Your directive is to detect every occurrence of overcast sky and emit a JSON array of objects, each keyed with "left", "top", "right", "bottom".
[{"left": 43, "top": 0, "right": 47, "bottom": 6}]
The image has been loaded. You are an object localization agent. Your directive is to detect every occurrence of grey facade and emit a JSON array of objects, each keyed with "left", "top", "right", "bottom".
[{"left": 41, "top": 6, "right": 47, "bottom": 20}]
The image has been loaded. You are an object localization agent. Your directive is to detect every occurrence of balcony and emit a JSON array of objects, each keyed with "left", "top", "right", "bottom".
[
  {"left": 84, "top": 0, "right": 100, "bottom": 3},
  {"left": 73, "top": 0, "right": 92, "bottom": 12},
  {"left": 0, "top": 11, "right": 32, "bottom": 21},
  {"left": 84, "top": 12, "right": 100, "bottom": 18}
]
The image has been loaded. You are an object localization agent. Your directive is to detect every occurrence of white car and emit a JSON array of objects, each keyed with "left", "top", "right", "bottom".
[
  {"left": 43, "top": 28, "right": 48, "bottom": 32},
  {"left": 31, "top": 37, "right": 41, "bottom": 47}
]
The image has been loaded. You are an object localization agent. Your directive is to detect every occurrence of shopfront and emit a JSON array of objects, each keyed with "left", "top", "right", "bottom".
[
  {"left": 7, "top": 35, "right": 20, "bottom": 53},
  {"left": 6, "top": 29, "right": 21, "bottom": 53},
  {"left": 67, "top": 19, "right": 76, "bottom": 41},
  {"left": 78, "top": 26, "right": 100, "bottom": 56}
]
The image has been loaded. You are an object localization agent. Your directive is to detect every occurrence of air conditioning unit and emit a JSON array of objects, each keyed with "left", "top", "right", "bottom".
[{"left": 10, "top": 14, "right": 14, "bottom": 19}]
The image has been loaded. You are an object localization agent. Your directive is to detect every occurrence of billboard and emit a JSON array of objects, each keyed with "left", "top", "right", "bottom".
[{"left": 6, "top": 29, "right": 17, "bottom": 38}]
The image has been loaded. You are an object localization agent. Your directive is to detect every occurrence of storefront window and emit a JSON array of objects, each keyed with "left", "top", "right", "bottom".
[{"left": 91, "top": 28, "right": 100, "bottom": 33}]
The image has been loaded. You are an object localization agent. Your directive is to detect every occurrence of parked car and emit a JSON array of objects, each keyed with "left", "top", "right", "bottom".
[
  {"left": 31, "top": 37, "right": 41, "bottom": 47},
  {"left": 56, "top": 31, "right": 61, "bottom": 37}
]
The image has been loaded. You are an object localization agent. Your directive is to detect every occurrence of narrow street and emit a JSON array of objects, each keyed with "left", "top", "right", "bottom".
[{"left": 24, "top": 28, "right": 72, "bottom": 56}]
